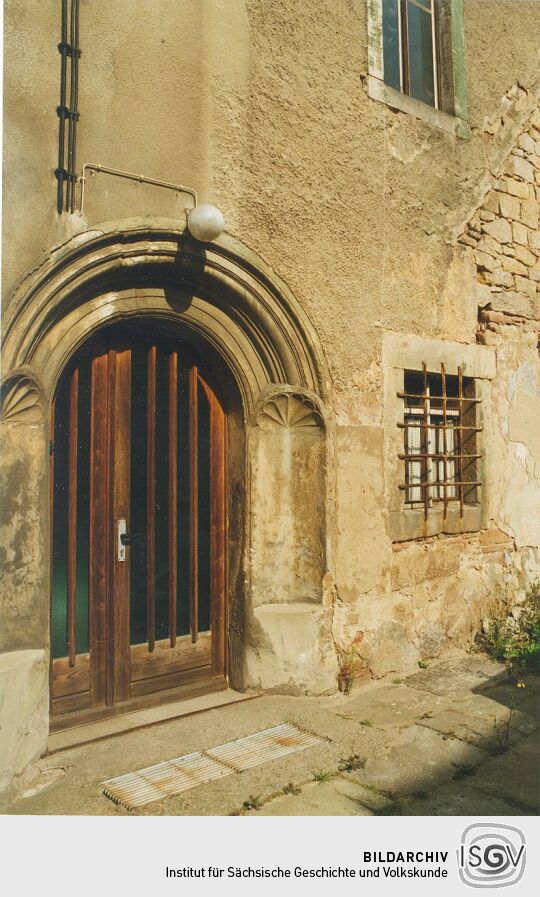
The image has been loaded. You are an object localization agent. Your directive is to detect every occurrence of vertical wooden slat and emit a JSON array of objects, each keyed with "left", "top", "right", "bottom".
[
  {"left": 189, "top": 365, "right": 199, "bottom": 644},
  {"left": 105, "top": 350, "right": 117, "bottom": 706},
  {"left": 89, "top": 352, "right": 109, "bottom": 705},
  {"left": 209, "top": 388, "right": 226, "bottom": 678},
  {"left": 111, "top": 347, "right": 132, "bottom": 701},
  {"left": 49, "top": 398, "right": 56, "bottom": 705},
  {"left": 146, "top": 345, "right": 157, "bottom": 652},
  {"left": 67, "top": 366, "right": 79, "bottom": 667},
  {"left": 168, "top": 351, "right": 178, "bottom": 647}
]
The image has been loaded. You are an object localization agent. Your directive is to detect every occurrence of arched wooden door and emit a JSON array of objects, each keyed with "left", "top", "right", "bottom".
[{"left": 50, "top": 325, "right": 227, "bottom": 725}]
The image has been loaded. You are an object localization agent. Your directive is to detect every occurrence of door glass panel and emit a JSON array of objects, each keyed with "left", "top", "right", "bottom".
[
  {"left": 51, "top": 374, "right": 70, "bottom": 659},
  {"left": 51, "top": 362, "right": 90, "bottom": 658},
  {"left": 154, "top": 348, "right": 170, "bottom": 641},
  {"left": 75, "top": 360, "right": 90, "bottom": 653},
  {"left": 129, "top": 345, "right": 148, "bottom": 645},
  {"left": 177, "top": 365, "right": 191, "bottom": 636},
  {"left": 197, "top": 381, "right": 211, "bottom": 633}
]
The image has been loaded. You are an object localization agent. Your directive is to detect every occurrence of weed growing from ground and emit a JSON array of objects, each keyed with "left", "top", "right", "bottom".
[
  {"left": 337, "top": 754, "right": 366, "bottom": 773},
  {"left": 242, "top": 794, "right": 264, "bottom": 810},
  {"left": 312, "top": 769, "right": 334, "bottom": 783},
  {"left": 491, "top": 708, "right": 516, "bottom": 755},
  {"left": 282, "top": 782, "right": 302, "bottom": 795},
  {"left": 476, "top": 581, "right": 540, "bottom": 676}
]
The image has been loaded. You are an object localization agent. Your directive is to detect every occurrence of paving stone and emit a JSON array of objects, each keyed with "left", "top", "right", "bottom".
[
  {"left": 399, "top": 782, "right": 534, "bottom": 816},
  {"left": 403, "top": 655, "right": 505, "bottom": 697},
  {"left": 470, "top": 732, "right": 540, "bottom": 812},
  {"left": 350, "top": 725, "right": 487, "bottom": 797},
  {"left": 415, "top": 705, "right": 537, "bottom": 752},
  {"left": 256, "top": 780, "right": 375, "bottom": 816},
  {"left": 346, "top": 684, "right": 444, "bottom": 729}
]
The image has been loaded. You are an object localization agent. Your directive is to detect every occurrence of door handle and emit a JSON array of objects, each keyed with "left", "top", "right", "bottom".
[
  {"left": 120, "top": 532, "right": 144, "bottom": 546},
  {"left": 117, "top": 519, "right": 127, "bottom": 562}
]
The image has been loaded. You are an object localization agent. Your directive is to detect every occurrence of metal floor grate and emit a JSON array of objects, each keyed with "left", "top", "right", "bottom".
[{"left": 102, "top": 723, "right": 323, "bottom": 810}]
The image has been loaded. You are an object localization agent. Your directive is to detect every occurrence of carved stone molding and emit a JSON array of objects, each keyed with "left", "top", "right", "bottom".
[
  {"left": 257, "top": 391, "right": 323, "bottom": 430},
  {"left": 1, "top": 377, "right": 43, "bottom": 424}
]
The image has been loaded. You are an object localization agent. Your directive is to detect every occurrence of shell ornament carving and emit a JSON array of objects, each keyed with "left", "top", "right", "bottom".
[
  {"left": 258, "top": 393, "right": 322, "bottom": 429},
  {"left": 1, "top": 377, "right": 43, "bottom": 424}
]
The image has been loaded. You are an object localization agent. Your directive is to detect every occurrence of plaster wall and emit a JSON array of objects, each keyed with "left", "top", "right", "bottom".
[{"left": 1, "top": 1, "right": 540, "bottom": 791}]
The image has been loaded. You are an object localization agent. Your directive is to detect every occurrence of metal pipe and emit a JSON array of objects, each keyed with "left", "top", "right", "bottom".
[
  {"left": 56, "top": 0, "right": 68, "bottom": 213},
  {"left": 70, "top": 0, "right": 80, "bottom": 212},
  {"left": 79, "top": 162, "right": 198, "bottom": 214},
  {"left": 66, "top": 0, "right": 80, "bottom": 212}
]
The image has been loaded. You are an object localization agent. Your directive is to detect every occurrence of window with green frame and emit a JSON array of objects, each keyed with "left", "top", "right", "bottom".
[{"left": 382, "top": 0, "right": 455, "bottom": 112}]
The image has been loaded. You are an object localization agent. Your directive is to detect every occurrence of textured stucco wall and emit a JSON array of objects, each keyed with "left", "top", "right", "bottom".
[{"left": 1, "top": 1, "right": 540, "bottom": 787}]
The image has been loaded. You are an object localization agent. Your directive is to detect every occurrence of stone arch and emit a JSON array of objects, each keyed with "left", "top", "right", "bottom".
[
  {"left": 2, "top": 220, "right": 330, "bottom": 411},
  {"left": 0, "top": 220, "right": 337, "bottom": 710}
]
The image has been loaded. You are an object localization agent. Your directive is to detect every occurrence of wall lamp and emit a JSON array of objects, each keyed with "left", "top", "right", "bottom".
[{"left": 78, "top": 162, "right": 225, "bottom": 241}]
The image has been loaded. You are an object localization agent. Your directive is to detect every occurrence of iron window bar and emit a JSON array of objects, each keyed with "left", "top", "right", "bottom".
[{"left": 399, "top": 362, "right": 482, "bottom": 520}]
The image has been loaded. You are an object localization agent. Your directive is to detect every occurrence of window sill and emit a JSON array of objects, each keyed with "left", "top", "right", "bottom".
[
  {"left": 368, "top": 76, "right": 470, "bottom": 139},
  {"left": 389, "top": 504, "right": 483, "bottom": 543}
]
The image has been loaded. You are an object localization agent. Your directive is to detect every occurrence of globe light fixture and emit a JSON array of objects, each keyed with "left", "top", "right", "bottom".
[{"left": 187, "top": 203, "right": 225, "bottom": 242}]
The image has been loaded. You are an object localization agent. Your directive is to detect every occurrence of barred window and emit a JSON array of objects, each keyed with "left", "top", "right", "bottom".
[{"left": 399, "top": 364, "right": 481, "bottom": 518}]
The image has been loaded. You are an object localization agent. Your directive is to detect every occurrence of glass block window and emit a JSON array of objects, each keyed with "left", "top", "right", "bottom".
[
  {"left": 382, "top": 0, "right": 440, "bottom": 108},
  {"left": 399, "top": 364, "right": 481, "bottom": 518}
]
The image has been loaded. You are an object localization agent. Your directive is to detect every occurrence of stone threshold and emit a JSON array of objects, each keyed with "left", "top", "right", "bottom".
[{"left": 47, "top": 690, "right": 260, "bottom": 754}]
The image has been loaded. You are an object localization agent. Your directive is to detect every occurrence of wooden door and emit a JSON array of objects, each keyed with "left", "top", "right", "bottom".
[{"left": 50, "top": 329, "right": 227, "bottom": 724}]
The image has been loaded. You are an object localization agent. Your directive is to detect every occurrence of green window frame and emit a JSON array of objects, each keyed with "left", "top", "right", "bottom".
[{"left": 367, "top": 0, "right": 469, "bottom": 138}]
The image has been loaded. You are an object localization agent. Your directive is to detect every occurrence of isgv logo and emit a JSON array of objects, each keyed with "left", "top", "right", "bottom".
[{"left": 458, "top": 823, "right": 526, "bottom": 888}]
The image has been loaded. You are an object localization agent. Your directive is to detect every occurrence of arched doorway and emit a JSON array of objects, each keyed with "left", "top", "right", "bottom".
[
  {"left": 50, "top": 320, "right": 227, "bottom": 723},
  {"left": 1, "top": 223, "right": 336, "bottom": 772}
]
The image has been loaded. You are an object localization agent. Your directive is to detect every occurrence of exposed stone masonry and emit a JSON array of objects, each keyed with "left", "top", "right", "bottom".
[{"left": 459, "top": 107, "right": 540, "bottom": 337}]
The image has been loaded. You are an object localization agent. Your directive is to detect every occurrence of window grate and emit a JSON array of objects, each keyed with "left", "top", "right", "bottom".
[{"left": 399, "top": 363, "right": 481, "bottom": 520}]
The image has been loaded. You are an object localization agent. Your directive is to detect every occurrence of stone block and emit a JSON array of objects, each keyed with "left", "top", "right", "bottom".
[
  {"left": 510, "top": 155, "right": 534, "bottom": 182},
  {"left": 514, "top": 275, "right": 537, "bottom": 299},
  {"left": 489, "top": 291, "right": 534, "bottom": 317},
  {"left": 482, "top": 192, "right": 500, "bottom": 215},
  {"left": 530, "top": 265, "right": 540, "bottom": 282},
  {"left": 497, "top": 192, "right": 520, "bottom": 220},
  {"left": 474, "top": 250, "right": 495, "bottom": 271},
  {"left": 521, "top": 198, "right": 539, "bottom": 229},
  {"left": 482, "top": 218, "right": 512, "bottom": 243},
  {"left": 518, "top": 133, "right": 536, "bottom": 154},
  {"left": 512, "top": 221, "right": 529, "bottom": 245},
  {"left": 490, "top": 270, "right": 513, "bottom": 288},
  {"left": 514, "top": 244, "right": 536, "bottom": 266},
  {"left": 477, "top": 234, "right": 501, "bottom": 255},
  {"left": 359, "top": 622, "right": 419, "bottom": 678},
  {"left": 506, "top": 178, "right": 530, "bottom": 199},
  {"left": 244, "top": 603, "right": 338, "bottom": 695},
  {"left": 0, "top": 649, "right": 49, "bottom": 796},
  {"left": 501, "top": 256, "right": 527, "bottom": 276},
  {"left": 529, "top": 231, "right": 540, "bottom": 251}
]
